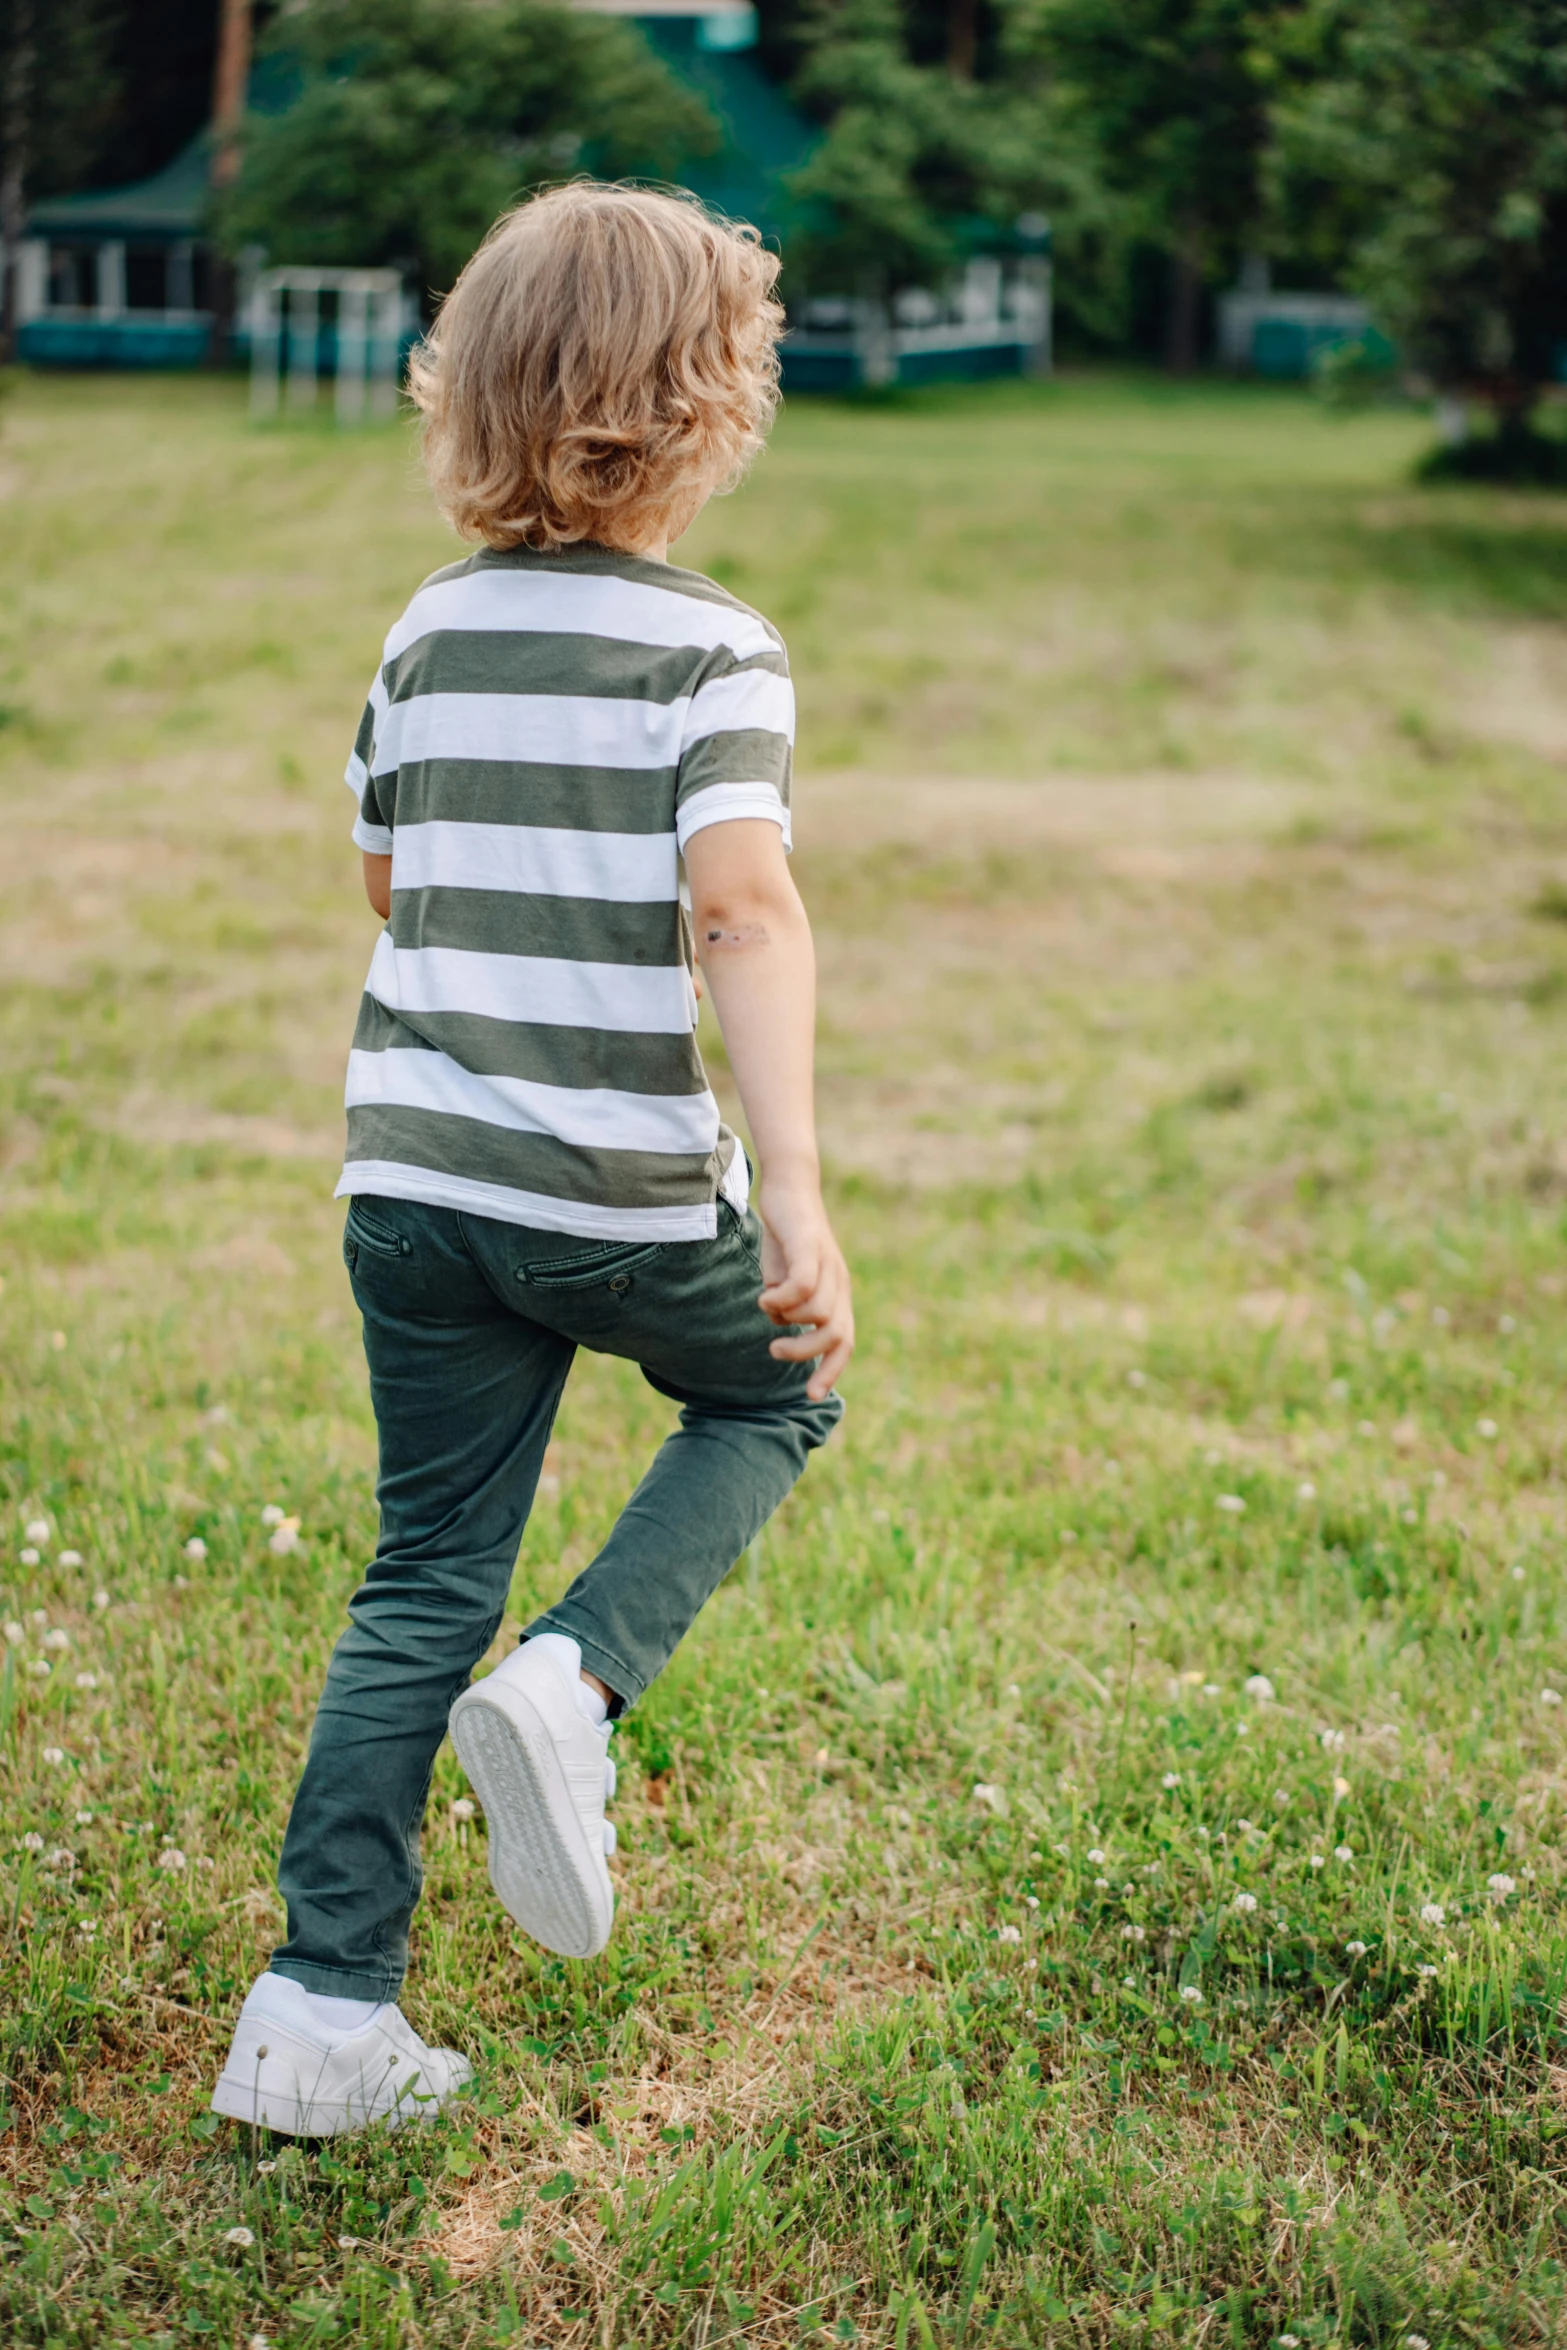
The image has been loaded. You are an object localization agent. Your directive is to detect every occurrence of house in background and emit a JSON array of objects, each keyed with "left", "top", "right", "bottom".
[
  {"left": 17, "top": 138, "right": 219, "bottom": 368},
  {"left": 1217, "top": 257, "right": 1388, "bottom": 379},
  {"left": 16, "top": 0, "right": 1049, "bottom": 389}
]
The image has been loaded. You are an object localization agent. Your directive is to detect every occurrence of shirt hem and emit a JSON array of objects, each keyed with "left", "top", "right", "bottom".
[{"left": 336, "top": 1159, "right": 721, "bottom": 1241}]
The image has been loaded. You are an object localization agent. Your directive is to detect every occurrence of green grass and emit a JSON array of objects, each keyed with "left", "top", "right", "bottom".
[{"left": 4, "top": 368, "right": 1567, "bottom": 2347}]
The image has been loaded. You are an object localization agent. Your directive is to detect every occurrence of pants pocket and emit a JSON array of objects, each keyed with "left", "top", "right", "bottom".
[
  {"left": 346, "top": 1200, "right": 412, "bottom": 1259},
  {"left": 520, "top": 1241, "right": 665, "bottom": 1294}
]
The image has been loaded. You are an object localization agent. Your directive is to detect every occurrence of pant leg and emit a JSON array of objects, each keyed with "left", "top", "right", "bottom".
[
  {"left": 272, "top": 1197, "right": 573, "bottom": 2002},
  {"left": 462, "top": 1201, "right": 842, "bottom": 1710}
]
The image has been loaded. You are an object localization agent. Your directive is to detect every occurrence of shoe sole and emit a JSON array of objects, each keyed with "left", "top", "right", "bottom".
[
  {"left": 210, "top": 2072, "right": 451, "bottom": 2136},
  {"left": 449, "top": 1684, "right": 613, "bottom": 1959}
]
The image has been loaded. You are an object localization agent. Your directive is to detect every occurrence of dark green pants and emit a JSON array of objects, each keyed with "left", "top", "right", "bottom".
[{"left": 272, "top": 1193, "right": 841, "bottom": 2002}]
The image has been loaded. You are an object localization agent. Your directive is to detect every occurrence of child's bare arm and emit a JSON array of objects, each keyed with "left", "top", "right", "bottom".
[
  {"left": 363, "top": 852, "right": 391, "bottom": 919},
  {"left": 684, "top": 820, "right": 853, "bottom": 1399}
]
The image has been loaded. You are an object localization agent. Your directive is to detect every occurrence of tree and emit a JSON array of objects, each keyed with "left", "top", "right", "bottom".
[
  {"left": 0, "top": 0, "right": 122, "bottom": 355},
  {"left": 1273, "top": 0, "right": 1567, "bottom": 466},
  {"left": 214, "top": 0, "right": 717, "bottom": 302},
  {"left": 785, "top": 0, "right": 994, "bottom": 294},
  {"left": 1001, "top": 0, "right": 1275, "bottom": 368}
]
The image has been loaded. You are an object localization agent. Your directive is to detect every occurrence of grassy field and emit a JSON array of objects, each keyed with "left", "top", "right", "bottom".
[{"left": 4, "top": 367, "right": 1567, "bottom": 2348}]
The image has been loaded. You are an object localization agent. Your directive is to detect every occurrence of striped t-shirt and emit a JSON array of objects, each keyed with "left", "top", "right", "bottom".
[{"left": 335, "top": 542, "right": 792, "bottom": 1241}]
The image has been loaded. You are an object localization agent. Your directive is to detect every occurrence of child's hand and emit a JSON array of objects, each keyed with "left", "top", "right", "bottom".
[{"left": 756, "top": 1182, "right": 854, "bottom": 1400}]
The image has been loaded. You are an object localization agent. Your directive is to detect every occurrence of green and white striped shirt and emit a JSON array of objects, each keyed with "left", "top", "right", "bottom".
[{"left": 337, "top": 542, "right": 792, "bottom": 1240}]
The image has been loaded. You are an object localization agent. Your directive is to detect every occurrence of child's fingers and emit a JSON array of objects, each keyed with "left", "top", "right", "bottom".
[
  {"left": 807, "top": 1328, "right": 853, "bottom": 1397},
  {"left": 758, "top": 1257, "right": 821, "bottom": 1317},
  {"left": 763, "top": 1268, "right": 840, "bottom": 1338}
]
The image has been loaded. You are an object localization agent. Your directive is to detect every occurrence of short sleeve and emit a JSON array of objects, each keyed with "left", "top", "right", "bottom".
[
  {"left": 675, "top": 642, "right": 794, "bottom": 854},
  {"left": 344, "top": 667, "right": 393, "bottom": 854}
]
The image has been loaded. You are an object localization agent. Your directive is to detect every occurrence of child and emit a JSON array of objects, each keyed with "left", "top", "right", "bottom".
[{"left": 211, "top": 184, "right": 852, "bottom": 2136}]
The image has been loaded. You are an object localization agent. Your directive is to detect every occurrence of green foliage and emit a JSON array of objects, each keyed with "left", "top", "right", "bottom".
[
  {"left": 786, "top": 0, "right": 995, "bottom": 290},
  {"left": 1275, "top": 0, "right": 1567, "bottom": 435},
  {"left": 1002, "top": 0, "right": 1277, "bottom": 362},
  {"left": 214, "top": 0, "right": 718, "bottom": 299},
  {"left": 0, "top": 0, "right": 123, "bottom": 203}
]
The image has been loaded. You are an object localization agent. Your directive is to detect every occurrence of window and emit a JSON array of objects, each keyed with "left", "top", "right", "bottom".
[{"left": 125, "top": 247, "right": 167, "bottom": 311}]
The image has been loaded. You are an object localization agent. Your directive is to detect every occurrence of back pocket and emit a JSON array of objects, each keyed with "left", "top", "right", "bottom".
[
  {"left": 521, "top": 1240, "right": 664, "bottom": 1292},
  {"left": 345, "top": 1200, "right": 410, "bottom": 1258}
]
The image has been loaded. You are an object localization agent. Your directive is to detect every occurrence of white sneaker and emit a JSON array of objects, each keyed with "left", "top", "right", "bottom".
[
  {"left": 448, "top": 1635, "right": 616, "bottom": 1959},
  {"left": 210, "top": 1973, "right": 472, "bottom": 2136}
]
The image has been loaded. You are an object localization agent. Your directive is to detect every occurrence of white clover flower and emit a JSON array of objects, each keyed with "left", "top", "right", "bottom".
[
  {"left": 1333, "top": 1776, "right": 1352, "bottom": 1800},
  {"left": 41, "top": 1746, "right": 65, "bottom": 1766},
  {"left": 43, "top": 1628, "right": 69, "bottom": 1652},
  {"left": 92, "top": 1589, "right": 110, "bottom": 1611},
  {"left": 268, "top": 1519, "right": 303, "bottom": 1557},
  {"left": 158, "top": 1847, "right": 187, "bottom": 1873},
  {"left": 1310, "top": 1855, "right": 1326, "bottom": 1870},
  {"left": 1541, "top": 1689, "right": 1562, "bottom": 1708},
  {"left": 1179, "top": 1984, "right": 1203, "bottom": 2004},
  {"left": 256, "top": 2161, "right": 277, "bottom": 2176},
  {"left": 224, "top": 2226, "right": 255, "bottom": 2249},
  {"left": 77, "top": 1919, "right": 96, "bottom": 1937},
  {"left": 1295, "top": 1482, "right": 1316, "bottom": 1501},
  {"left": 1346, "top": 1940, "right": 1368, "bottom": 1956},
  {"left": 1487, "top": 1873, "right": 1516, "bottom": 1900},
  {"left": 1236, "top": 1818, "right": 1253, "bottom": 1833},
  {"left": 1087, "top": 1848, "right": 1106, "bottom": 1865},
  {"left": 1319, "top": 1728, "right": 1346, "bottom": 1750},
  {"left": 19, "top": 1547, "right": 39, "bottom": 1567},
  {"left": 1243, "top": 1675, "right": 1275, "bottom": 1702},
  {"left": 997, "top": 1923, "right": 1022, "bottom": 1945},
  {"left": 21, "top": 1832, "right": 44, "bottom": 1852},
  {"left": 75, "top": 1672, "right": 97, "bottom": 1690},
  {"left": 3, "top": 1620, "right": 22, "bottom": 1644},
  {"left": 451, "top": 1798, "right": 475, "bottom": 1822},
  {"left": 1202, "top": 1682, "right": 1220, "bottom": 1696},
  {"left": 75, "top": 1809, "right": 93, "bottom": 1826},
  {"left": 1476, "top": 1419, "right": 1498, "bottom": 1440},
  {"left": 184, "top": 1537, "right": 208, "bottom": 1562},
  {"left": 1095, "top": 1876, "right": 1110, "bottom": 1889},
  {"left": 57, "top": 1549, "right": 82, "bottom": 1568},
  {"left": 29, "top": 1659, "right": 50, "bottom": 1679},
  {"left": 24, "top": 1519, "right": 49, "bottom": 1544},
  {"left": 1231, "top": 1892, "right": 1258, "bottom": 1913},
  {"left": 1419, "top": 1902, "right": 1446, "bottom": 1927},
  {"left": 1273, "top": 1790, "right": 1291, "bottom": 1808},
  {"left": 972, "top": 1782, "right": 1008, "bottom": 1815},
  {"left": 1025, "top": 1895, "right": 1040, "bottom": 1910},
  {"left": 1335, "top": 1845, "right": 1354, "bottom": 1863},
  {"left": 1404, "top": 2335, "right": 1430, "bottom": 2350},
  {"left": 1162, "top": 1772, "right": 1180, "bottom": 1790},
  {"left": 1121, "top": 1924, "right": 1146, "bottom": 1942},
  {"left": 1278, "top": 2335, "right": 1302, "bottom": 2346},
  {"left": 1513, "top": 1565, "right": 1526, "bottom": 1582},
  {"left": 1053, "top": 1843, "right": 1069, "bottom": 1858},
  {"left": 260, "top": 1505, "right": 285, "bottom": 1528},
  {"left": 46, "top": 1847, "right": 76, "bottom": 1871},
  {"left": 1216, "top": 1494, "right": 1246, "bottom": 1516}
]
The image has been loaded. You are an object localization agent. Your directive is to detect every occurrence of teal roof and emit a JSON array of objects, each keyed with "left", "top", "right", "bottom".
[
  {"left": 27, "top": 135, "right": 209, "bottom": 240},
  {"left": 636, "top": 20, "right": 817, "bottom": 242}
]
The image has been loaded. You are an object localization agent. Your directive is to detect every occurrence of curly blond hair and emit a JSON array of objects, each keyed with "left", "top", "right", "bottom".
[{"left": 407, "top": 182, "right": 783, "bottom": 553}]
